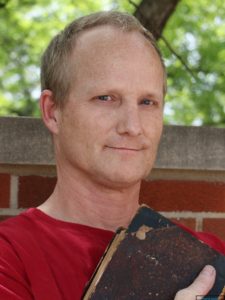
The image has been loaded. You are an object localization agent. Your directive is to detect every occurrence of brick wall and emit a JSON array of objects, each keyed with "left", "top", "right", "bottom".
[
  {"left": 0, "top": 173, "right": 56, "bottom": 220},
  {"left": 0, "top": 173, "right": 225, "bottom": 240},
  {"left": 0, "top": 117, "right": 225, "bottom": 240},
  {"left": 140, "top": 179, "right": 225, "bottom": 239}
]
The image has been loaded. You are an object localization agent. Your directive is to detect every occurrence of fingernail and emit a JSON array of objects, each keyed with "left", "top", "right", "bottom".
[{"left": 202, "top": 265, "right": 215, "bottom": 276}]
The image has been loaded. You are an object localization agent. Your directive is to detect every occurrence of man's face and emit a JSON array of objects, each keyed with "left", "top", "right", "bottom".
[{"left": 54, "top": 26, "right": 164, "bottom": 188}]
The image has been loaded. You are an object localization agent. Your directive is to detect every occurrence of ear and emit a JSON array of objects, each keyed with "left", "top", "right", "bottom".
[{"left": 40, "top": 90, "right": 60, "bottom": 134}]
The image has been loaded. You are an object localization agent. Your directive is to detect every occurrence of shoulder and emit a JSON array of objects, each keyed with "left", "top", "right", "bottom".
[
  {"left": 0, "top": 211, "right": 38, "bottom": 299},
  {"left": 193, "top": 231, "right": 225, "bottom": 256},
  {"left": 0, "top": 209, "right": 33, "bottom": 237},
  {"left": 0, "top": 213, "right": 32, "bottom": 281},
  {"left": 0, "top": 208, "right": 47, "bottom": 275},
  {"left": 0, "top": 209, "right": 39, "bottom": 255}
]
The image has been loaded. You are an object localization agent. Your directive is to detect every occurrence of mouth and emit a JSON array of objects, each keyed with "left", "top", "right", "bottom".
[{"left": 106, "top": 146, "right": 142, "bottom": 152}]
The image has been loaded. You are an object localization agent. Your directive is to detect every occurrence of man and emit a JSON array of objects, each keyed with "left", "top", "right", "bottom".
[{"left": 0, "top": 11, "right": 224, "bottom": 300}]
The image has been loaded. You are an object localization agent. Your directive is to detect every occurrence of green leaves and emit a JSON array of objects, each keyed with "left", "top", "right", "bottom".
[
  {"left": 160, "top": 0, "right": 225, "bottom": 126},
  {"left": 0, "top": 0, "right": 111, "bottom": 116}
]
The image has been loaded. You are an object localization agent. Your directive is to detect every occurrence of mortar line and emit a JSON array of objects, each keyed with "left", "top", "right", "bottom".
[
  {"left": 10, "top": 175, "right": 18, "bottom": 209},
  {"left": 195, "top": 216, "right": 203, "bottom": 231}
]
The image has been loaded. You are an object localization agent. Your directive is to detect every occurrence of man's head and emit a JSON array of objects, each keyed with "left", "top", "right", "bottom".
[
  {"left": 40, "top": 11, "right": 166, "bottom": 188},
  {"left": 40, "top": 10, "right": 166, "bottom": 108}
]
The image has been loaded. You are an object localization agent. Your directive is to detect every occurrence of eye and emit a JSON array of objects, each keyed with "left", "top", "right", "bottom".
[
  {"left": 140, "top": 99, "right": 155, "bottom": 106},
  {"left": 97, "top": 95, "right": 112, "bottom": 101}
]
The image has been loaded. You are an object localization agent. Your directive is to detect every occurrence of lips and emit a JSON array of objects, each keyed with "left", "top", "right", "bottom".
[{"left": 106, "top": 146, "right": 142, "bottom": 151}]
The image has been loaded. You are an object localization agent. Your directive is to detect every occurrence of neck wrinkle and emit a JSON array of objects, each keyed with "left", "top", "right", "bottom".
[{"left": 38, "top": 163, "right": 141, "bottom": 232}]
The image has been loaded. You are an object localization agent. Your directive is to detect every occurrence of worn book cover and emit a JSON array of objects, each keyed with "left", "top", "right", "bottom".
[{"left": 82, "top": 205, "right": 225, "bottom": 300}]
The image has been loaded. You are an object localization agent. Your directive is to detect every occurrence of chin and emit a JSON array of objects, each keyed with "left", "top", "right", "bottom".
[
  {"left": 98, "top": 170, "right": 147, "bottom": 189},
  {"left": 89, "top": 162, "right": 152, "bottom": 188}
]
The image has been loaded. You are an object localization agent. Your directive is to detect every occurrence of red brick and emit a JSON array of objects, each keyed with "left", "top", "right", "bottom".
[
  {"left": 171, "top": 218, "right": 196, "bottom": 231},
  {"left": 18, "top": 176, "right": 56, "bottom": 208},
  {"left": 139, "top": 180, "right": 225, "bottom": 212},
  {"left": 203, "top": 219, "right": 225, "bottom": 241},
  {"left": 0, "top": 174, "right": 10, "bottom": 208}
]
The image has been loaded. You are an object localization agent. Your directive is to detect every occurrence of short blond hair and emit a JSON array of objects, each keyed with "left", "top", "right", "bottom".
[{"left": 40, "top": 11, "right": 166, "bottom": 107}]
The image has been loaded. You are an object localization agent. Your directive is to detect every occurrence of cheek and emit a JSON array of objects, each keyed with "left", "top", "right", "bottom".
[
  {"left": 67, "top": 120, "right": 103, "bottom": 154},
  {"left": 144, "top": 123, "right": 163, "bottom": 165},
  {"left": 144, "top": 115, "right": 163, "bottom": 142},
  {"left": 155, "top": 122, "right": 163, "bottom": 143}
]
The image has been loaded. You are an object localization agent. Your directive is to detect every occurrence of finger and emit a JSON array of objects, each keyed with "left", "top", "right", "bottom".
[
  {"left": 175, "top": 265, "right": 216, "bottom": 300},
  {"left": 187, "top": 265, "right": 216, "bottom": 296}
]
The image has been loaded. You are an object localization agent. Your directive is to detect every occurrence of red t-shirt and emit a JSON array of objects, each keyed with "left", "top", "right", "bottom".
[
  {"left": 0, "top": 208, "right": 114, "bottom": 300},
  {"left": 0, "top": 208, "right": 224, "bottom": 300}
]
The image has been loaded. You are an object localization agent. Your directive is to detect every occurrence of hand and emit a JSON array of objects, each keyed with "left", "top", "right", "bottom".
[{"left": 174, "top": 265, "right": 216, "bottom": 300}]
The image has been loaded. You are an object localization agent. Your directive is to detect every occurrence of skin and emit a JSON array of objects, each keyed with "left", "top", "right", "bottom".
[
  {"left": 40, "top": 26, "right": 164, "bottom": 230},
  {"left": 39, "top": 25, "right": 215, "bottom": 298},
  {"left": 57, "top": 27, "right": 164, "bottom": 189}
]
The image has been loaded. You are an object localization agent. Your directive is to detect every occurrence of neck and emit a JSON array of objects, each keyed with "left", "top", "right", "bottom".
[{"left": 38, "top": 167, "right": 141, "bottom": 232}]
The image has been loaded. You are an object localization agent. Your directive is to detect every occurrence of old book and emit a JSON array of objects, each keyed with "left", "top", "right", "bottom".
[{"left": 82, "top": 205, "right": 225, "bottom": 300}]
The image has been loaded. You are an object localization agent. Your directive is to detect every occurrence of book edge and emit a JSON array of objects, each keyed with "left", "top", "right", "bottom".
[{"left": 82, "top": 228, "right": 127, "bottom": 299}]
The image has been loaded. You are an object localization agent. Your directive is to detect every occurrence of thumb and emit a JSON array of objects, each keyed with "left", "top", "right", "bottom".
[{"left": 175, "top": 265, "right": 216, "bottom": 300}]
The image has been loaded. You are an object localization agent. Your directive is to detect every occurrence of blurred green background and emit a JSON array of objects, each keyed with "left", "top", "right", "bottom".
[{"left": 0, "top": 0, "right": 224, "bottom": 126}]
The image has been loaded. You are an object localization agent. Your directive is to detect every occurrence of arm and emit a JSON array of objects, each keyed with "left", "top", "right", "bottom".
[{"left": 175, "top": 265, "right": 216, "bottom": 300}]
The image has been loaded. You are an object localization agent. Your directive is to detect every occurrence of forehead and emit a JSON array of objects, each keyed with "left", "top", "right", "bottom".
[
  {"left": 73, "top": 25, "right": 162, "bottom": 67},
  {"left": 69, "top": 26, "right": 164, "bottom": 97}
]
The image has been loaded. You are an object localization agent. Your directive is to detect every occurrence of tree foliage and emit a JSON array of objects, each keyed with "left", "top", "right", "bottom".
[
  {"left": 0, "top": 0, "right": 224, "bottom": 126},
  {"left": 159, "top": 0, "right": 225, "bottom": 126},
  {"left": 0, "top": 0, "right": 112, "bottom": 116}
]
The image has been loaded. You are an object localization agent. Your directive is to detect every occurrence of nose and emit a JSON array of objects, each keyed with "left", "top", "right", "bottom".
[{"left": 116, "top": 104, "right": 143, "bottom": 137}]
